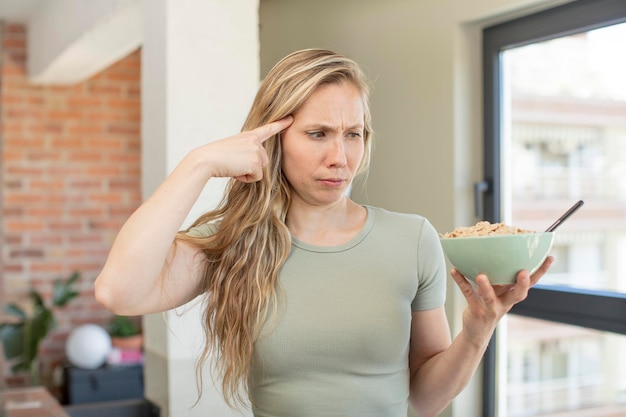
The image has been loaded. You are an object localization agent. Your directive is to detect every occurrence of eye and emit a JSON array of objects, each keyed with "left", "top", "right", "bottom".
[
  {"left": 347, "top": 131, "right": 363, "bottom": 139},
  {"left": 307, "top": 131, "right": 325, "bottom": 139}
]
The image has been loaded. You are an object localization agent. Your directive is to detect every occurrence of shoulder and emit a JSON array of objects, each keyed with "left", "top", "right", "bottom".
[
  {"left": 366, "top": 205, "right": 441, "bottom": 249},
  {"left": 366, "top": 205, "right": 433, "bottom": 232},
  {"left": 184, "top": 220, "right": 221, "bottom": 238}
]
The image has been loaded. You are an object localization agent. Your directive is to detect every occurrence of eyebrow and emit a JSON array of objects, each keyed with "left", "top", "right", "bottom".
[{"left": 303, "top": 123, "right": 365, "bottom": 131}]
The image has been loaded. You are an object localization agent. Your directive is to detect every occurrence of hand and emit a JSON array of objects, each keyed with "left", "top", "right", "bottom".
[
  {"left": 197, "top": 116, "right": 293, "bottom": 182},
  {"left": 450, "top": 256, "right": 554, "bottom": 347}
]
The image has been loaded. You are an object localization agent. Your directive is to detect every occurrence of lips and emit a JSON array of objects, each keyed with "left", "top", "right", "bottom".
[{"left": 318, "top": 178, "right": 346, "bottom": 187}]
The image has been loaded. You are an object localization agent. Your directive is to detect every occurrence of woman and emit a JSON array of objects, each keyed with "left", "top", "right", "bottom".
[{"left": 95, "top": 49, "right": 553, "bottom": 417}]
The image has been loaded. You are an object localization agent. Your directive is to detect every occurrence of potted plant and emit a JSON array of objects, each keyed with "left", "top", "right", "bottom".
[
  {"left": 0, "top": 271, "right": 80, "bottom": 385},
  {"left": 108, "top": 315, "right": 143, "bottom": 351}
]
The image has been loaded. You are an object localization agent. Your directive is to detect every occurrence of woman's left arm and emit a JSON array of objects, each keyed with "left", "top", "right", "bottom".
[{"left": 408, "top": 256, "right": 554, "bottom": 417}]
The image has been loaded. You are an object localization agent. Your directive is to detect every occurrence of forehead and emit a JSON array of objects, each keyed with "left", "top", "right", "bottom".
[{"left": 294, "top": 82, "right": 365, "bottom": 124}]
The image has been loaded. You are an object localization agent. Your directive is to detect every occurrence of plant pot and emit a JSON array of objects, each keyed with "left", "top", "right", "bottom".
[{"left": 111, "top": 334, "right": 143, "bottom": 351}]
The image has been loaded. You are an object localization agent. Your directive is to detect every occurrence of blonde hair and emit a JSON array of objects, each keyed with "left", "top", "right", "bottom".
[{"left": 177, "top": 48, "right": 373, "bottom": 407}]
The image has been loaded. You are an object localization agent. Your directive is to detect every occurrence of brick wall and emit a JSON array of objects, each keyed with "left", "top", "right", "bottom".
[{"left": 1, "top": 23, "right": 141, "bottom": 389}]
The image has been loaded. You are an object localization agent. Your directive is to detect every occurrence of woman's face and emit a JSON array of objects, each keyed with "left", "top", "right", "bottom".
[{"left": 281, "top": 81, "right": 365, "bottom": 208}]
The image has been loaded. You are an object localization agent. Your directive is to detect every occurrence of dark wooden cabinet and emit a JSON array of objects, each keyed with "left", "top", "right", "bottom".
[{"left": 64, "top": 365, "right": 143, "bottom": 405}]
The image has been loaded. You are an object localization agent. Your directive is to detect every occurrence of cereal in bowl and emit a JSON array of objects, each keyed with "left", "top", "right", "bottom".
[{"left": 440, "top": 221, "right": 534, "bottom": 238}]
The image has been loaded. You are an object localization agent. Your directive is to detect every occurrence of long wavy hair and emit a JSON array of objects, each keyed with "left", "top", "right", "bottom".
[{"left": 176, "top": 48, "right": 374, "bottom": 407}]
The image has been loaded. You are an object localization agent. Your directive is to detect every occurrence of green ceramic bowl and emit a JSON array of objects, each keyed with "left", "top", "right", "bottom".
[{"left": 440, "top": 232, "right": 554, "bottom": 285}]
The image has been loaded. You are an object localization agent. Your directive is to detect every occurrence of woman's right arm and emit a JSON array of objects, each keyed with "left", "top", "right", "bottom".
[{"left": 94, "top": 117, "right": 293, "bottom": 315}]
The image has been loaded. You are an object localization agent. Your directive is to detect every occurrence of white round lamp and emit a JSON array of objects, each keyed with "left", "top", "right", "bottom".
[{"left": 65, "top": 324, "right": 112, "bottom": 369}]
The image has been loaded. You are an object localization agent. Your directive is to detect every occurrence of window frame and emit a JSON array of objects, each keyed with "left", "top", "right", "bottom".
[{"left": 481, "top": 1, "right": 626, "bottom": 415}]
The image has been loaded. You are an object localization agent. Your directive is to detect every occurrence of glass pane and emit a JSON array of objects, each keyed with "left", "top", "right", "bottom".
[
  {"left": 502, "top": 316, "right": 626, "bottom": 417},
  {"left": 501, "top": 22, "right": 626, "bottom": 294},
  {"left": 499, "top": 22, "right": 626, "bottom": 417}
]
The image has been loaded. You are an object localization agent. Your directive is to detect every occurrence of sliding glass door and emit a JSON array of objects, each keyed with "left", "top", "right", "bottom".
[{"left": 482, "top": 1, "right": 626, "bottom": 415}]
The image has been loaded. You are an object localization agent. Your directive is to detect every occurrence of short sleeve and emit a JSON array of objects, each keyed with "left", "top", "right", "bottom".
[
  {"left": 184, "top": 222, "right": 219, "bottom": 238},
  {"left": 411, "top": 219, "right": 447, "bottom": 311}
]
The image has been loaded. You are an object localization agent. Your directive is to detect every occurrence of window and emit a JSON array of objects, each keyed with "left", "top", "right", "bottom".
[{"left": 482, "top": 1, "right": 626, "bottom": 416}]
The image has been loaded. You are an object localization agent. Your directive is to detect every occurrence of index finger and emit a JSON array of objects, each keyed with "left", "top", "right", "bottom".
[{"left": 253, "top": 115, "right": 294, "bottom": 143}]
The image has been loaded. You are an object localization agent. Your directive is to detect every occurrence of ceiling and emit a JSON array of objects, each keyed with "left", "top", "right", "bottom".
[{"left": 0, "top": 0, "right": 42, "bottom": 24}]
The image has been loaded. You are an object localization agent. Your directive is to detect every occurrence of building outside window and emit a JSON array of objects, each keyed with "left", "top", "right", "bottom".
[
  {"left": 482, "top": 2, "right": 626, "bottom": 415},
  {"left": 501, "top": 20, "right": 626, "bottom": 417}
]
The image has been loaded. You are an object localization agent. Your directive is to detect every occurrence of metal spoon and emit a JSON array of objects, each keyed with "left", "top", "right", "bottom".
[{"left": 545, "top": 200, "right": 584, "bottom": 232}]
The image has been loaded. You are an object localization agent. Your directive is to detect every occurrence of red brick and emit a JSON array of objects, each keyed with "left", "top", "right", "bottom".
[
  {"left": 2, "top": 150, "right": 24, "bottom": 161},
  {"left": 68, "top": 262, "right": 103, "bottom": 273},
  {"left": 30, "top": 236, "right": 63, "bottom": 245},
  {"left": 107, "top": 122, "right": 140, "bottom": 135},
  {"left": 68, "top": 151, "right": 105, "bottom": 162},
  {"left": 3, "top": 94, "right": 24, "bottom": 103},
  {"left": 4, "top": 235, "right": 23, "bottom": 245},
  {"left": 3, "top": 207, "right": 24, "bottom": 216},
  {"left": 70, "top": 179, "right": 101, "bottom": 189},
  {"left": 86, "top": 136, "right": 124, "bottom": 150},
  {"left": 128, "top": 86, "right": 141, "bottom": 97},
  {"left": 86, "top": 111, "right": 124, "bottom": 121},
  {"left": 86, "top": 166, "right": 121, "bottom": 176},
  {"left": 6, "top": 24, "right": 26, "bottom": 34},
  {"left": 27, "top": 207, "right": 64, "bottom": 218},
  {"left": 2, "top": 64, "right": 25, "bottom": 76},
  {"left": 27, "top": 96, "right": 45, "bottom": 106},
  {"left": 4, "top": 179, "right": 23, "bottom": 189},
  {"left": 2, "top": 121, "right": 23, "bottom": 132},
  {"left": 89, "top": 84, "right": 123, "bottom": 95},
  {"left": 68, "top": 234, "right": 104, "bottom": 244},
  {"left": 107, "top": 97, "right": 140, "bottom": 109},
  {"left": 109, "top": 153, "right": 140, "bottom": 163},
  {"left": 69, "top": 207, "right": 104, "bottom": 217},
  {"left": 106, "top": 71, "right": 139, "bottom": 82},
  {"left": 49, "top": 221, "right": 82, "bottom": 231},
  {"left": 46, "top": 194, "right": 83, "bottom": 204},
  {"left": 28, "top": 121, "right": 64, "bottom": 134},
  {"left": 28, "top": 150, "right": 63, "bottom": 161},
  {"left": 10, "top": 249, "right": 45, "bottom": 258},
  {"left": 6, "top": 108, "right": 45, "bottom": 118},
  {"left": 5, "top": 194, "right": 46, "bottom": 204},
  {"left": 1, "top": 23, "right": 141, "bottom": 390},
  {"left": 47, "top": 166, "right": 83, "bottom": 176},
  {"left": 4, "top": 264, "right": 24, "bottom": 273},
  {"left": 31, "top": 180, "right": 65, "bottom": 190},
  {"left": 51, "top": 136, "right": 82, "bottom": 148},
  {"left": 29, "top": 262, "right": 65, "bottom": 273},
  {"left": 88, "top": 193, "right": 123, "bottom": 204},
  {"left": 110, "top": 179, "right": 139, "bottom": 190},
  {"left": 6, "top": 166, "right": 45, "bottom": 176},
  {"left": 5, "top": 136, "right": 46, "bottom": 148},
  {"left": 5, "top": 220, "right": 45, "bottom": 232},
  {"left": 67, "top": 96, "right": 103, "bottom": 107},
  {"left": 67, "top": 124, "right": 105, "bottom": 135}
]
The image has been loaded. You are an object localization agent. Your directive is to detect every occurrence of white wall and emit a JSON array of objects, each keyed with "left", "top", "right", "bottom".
[
  {"left": 141, "top": 1, "right": 259, "bottom": 416},
  {"left": 259, "top": 0, "right": 570, "bottom": 416}
]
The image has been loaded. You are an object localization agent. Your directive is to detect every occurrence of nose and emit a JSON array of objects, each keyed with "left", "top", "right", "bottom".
[{"left": 326, "top": 137, "right": 347, "bottom": 168}]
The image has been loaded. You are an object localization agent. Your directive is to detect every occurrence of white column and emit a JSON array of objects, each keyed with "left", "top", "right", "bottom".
[{"left": 141, "top": 1, "right": 259, "bottom": 416}]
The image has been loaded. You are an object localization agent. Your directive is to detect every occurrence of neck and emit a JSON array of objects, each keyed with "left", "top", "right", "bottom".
[{"left": 286, "top": 199, "right": 367, "bottom": 246}]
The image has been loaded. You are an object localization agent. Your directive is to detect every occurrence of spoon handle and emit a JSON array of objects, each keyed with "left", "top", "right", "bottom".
[{"left": 545, "top": 200, "right": 584, "bottom": 232}]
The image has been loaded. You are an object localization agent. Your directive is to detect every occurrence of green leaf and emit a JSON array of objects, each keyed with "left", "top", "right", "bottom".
[
  {"left": 4, "top": 303, "right": 26, "bottom": 319},
  {"left": 108, "top": 315, "right": 140, "bottom": 337},
  {"left": 24, "top": 311, "right": 54, "bottom": 367},
  {"left": 1, "top": 271, "right": 80, "bottom": 375},
  {"left": 53, "top": 271, "right": 80, "bottom": 307},
  {"left": 0, "top": 323, "right": 25, "bottom": 361},
  {"left": 29, "top": 291, "right": 45, "bottom": 309}
]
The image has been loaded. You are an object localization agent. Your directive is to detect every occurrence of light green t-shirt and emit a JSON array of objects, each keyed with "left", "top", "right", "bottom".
[{"left": 188, "top": 205, "right": 447, "bottom": 417}]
